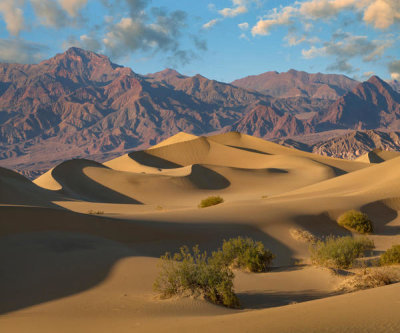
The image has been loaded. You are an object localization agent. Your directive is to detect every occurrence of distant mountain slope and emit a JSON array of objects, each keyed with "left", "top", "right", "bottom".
[
  {"left": 0, "top": 48, "right": 271, "bottom": 177},
  {"left": 231, "top": 69, "right": 358, "bottom": 99},
  {"left": 278, "top": 130, "right": 400, "bottom": 159},
  {"left": 318, "top": 76, "right": 400, "bottom": 131}
]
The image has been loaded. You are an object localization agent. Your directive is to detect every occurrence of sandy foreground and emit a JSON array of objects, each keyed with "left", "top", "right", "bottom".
[{"left": 1, "top": 132, "right": 400, "bottom": 332}]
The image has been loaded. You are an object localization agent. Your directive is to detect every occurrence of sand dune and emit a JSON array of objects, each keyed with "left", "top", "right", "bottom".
[
  {"left": 1, "top": 132, "right": 400, "bottom": 332},
  {"left": 355, "top": 148, "right": 400, "bottom": 163}
]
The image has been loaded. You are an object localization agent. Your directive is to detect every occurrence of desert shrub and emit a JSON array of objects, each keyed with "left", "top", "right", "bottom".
[
  {"left": 153, "top": 245, "right": 240, "bottom": 308},
  {"left": 380, "top": 245, "right": 400, "bottom": 265},
  {"left": 337, "top": 210, "right": 373, "bottom": 234},
  {"left": 338, "top": 267, "right": 400, "bottom": 292},
  {"left": 213, "top": 236, "right": 275, "bottom": 272},
  {"left": 309, "top": 236, "right": 374, "bottom": 269},
  {"left": 88, "top": 210, "right": 104, "bottom": 215},
  {"left": 290, "top": 228, "right": 317, "bottom": 244},
  {"left": 199, "top": 196, "right": 224, "bottom": 208}
]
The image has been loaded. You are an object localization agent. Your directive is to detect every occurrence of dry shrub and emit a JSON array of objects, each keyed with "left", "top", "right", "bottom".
[
  {"left": 153, "top": 245, "right": 239, "bottom": 308},
  {"left": 338, "top": 267, "right": 400, "bottom": 292},
  {"left": 290, "top": 228, "right": 317, "bottom": 244}
]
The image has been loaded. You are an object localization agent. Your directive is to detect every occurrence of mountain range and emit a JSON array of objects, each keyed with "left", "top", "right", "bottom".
[{"left": 1, "top": 47, "right": 400, "bottom": 178}]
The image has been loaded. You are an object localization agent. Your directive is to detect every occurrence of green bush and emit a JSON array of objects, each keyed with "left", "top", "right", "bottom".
[
  {"left": 337, "top": 210, "right": 373, "bottom": 234},
  {"left": 214, "top": 237, "right": 275, "bottom": 272},
  {"left": 380, "top": 245, "right": 400, "bottom": 265},
  {"left": 199, "top": 196, "right": 224, "bottom": 208},
  {"left": 153, "top": 245, "right": 240, "bottom": 308},
  {"left": 310, "top": 236, "right": 374, "bottom": 269}
]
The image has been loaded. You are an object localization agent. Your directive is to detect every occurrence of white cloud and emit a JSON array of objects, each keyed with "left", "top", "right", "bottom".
[
  {"left": 389, "top": 60, "right": 400, "bottom": 80},
  {"left": 203, "top": 18, "right": 219, "bottom": 29},
  {"left": 302, "top": 32, "right": 393, "bottom": 73},
  {"left": 0, "top": 0, "right": 25, "bottom": 36},
  {"left": 251, "top": 0, "right": 400, "bottom": 37},
  {"left": 363, "top": 71, "right": 375, "bottom": 79},
  {"left": 58, "top": 0, "right": 87, "bottom": 17},
  {"left": 31, "top": 0, "right": 68, "bottom": 27},
  {"left": 219, "top": 5, "right": 247, "bottom": 18},
  {"left": 238, "top": 22, "right": 249, "bottom": 30},
  {"left": 103, "top": 9, "right": 189, "bottom": 59},
  {"left": 0, "top": 38, "right": 47, "bottom": 63},
  {"left": 251, "top": 6, "right": 296, "bottom": 36},
  {"left": 363, "top": 0, "right": 400, "bottom": 29},
  {"left": 239, "top": 32, "right": 249, "bottom": 40}
]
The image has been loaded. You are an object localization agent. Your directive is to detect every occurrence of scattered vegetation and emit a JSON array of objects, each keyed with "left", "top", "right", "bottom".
[
  {"left": 338, "top": 267, "right": 400, "bottom": 292},
  {"left": 337, "top": 210, "right": 373, "bottom": 234},
  {"left": 87, "top": 209, "right": 104, "bottom": 215},
  {"left": 290, "top": 228, "right": 317, "bottom": 244},
  {"left": 214, "top": 237, "right": 275, "bottom": 273},
  {"left": 309, "top": 236, "right": 374, "bottom": 269},
  {"left": 153, "top": 245, "right": 239, "bottom": 308},
  {"left": 380, "top": 245, "right": 400, "bottom": 266},
  {"left": 199, "top": 196, "right": 224, "bottom": 208},
  {"left": 154, "top": 237, "right": 275, "bottom": 307}
]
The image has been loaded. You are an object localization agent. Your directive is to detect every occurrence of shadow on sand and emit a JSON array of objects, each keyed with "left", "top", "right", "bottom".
[{"left": 0, "top": 205, "right": 294, "bottom": 314}]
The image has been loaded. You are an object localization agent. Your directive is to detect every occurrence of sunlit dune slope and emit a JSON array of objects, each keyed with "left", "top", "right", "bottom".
[{"left": 31, "top": 132, "right": 369, "bottom": 205}]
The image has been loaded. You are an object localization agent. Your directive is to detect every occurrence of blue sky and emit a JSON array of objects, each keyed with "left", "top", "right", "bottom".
[{"left": 0, "top": 0, "right": 399, "bottom": 82}]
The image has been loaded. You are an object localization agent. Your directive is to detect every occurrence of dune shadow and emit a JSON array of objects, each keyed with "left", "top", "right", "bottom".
[
  {"left": 361, "top": 201, "right": 400, "bottom": 236},
  {"left": 188, "top": 164, "right": 230, "bottom": 190},
  {"left": 238, "top": 290, "right": 338, "bottom": 309},
  {"left": 51, "top": 159, "right": 142, "bottom": 204},
  {"left": 0, "top": 167, "right": 64, "bottom": 207},
  {"left": 293, "top": 213, "right": 352, "bottom": 239},
  {"left": 266, "top": 168, "right": 288, "bottom": 174},
  {"left": 0, "top": 205, "right": 294, "bottom": 314},
  {"left": 128, "top": 151, "right": 182, "bottom": 169},
  {"left": 227, "top": 145, "right": 271, "bottom": 156}
]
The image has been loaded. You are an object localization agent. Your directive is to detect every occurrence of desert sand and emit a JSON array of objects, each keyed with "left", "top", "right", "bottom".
[{"left": 1, "top": 132, "right": 400, "bottom": 332}]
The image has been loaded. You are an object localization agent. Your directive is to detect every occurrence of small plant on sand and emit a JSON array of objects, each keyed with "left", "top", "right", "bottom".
[
  {"left": 87, "top": 209, "right": 104, "bottom": 215},
  {"left": 309, "top": 236, "right": 374, "bottom": 269},
  {"left": 290, "top": 228, "right": 318, "bottom": 244},
  {"left": 380, "top": 245, "right": 400, "bottom": 266},
  {"left": 337, "top": 210, "right": 373, "bottom": 234},
  {"left": 199, "top": 196, "right": 224, "bottom": 208},
  {"left": 338, "top": 267, "right": 400, "bottom": 292},
  {"left": 213, "top": 236, "right": 275, "bottom": 272},
  {"left": 154, "top": 237, "right": 275, "bottom": 307},
  {"left": 153, "top": 245, "right": 240, "bottom": 308}
]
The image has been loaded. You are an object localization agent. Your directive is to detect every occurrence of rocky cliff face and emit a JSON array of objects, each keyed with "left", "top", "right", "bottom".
[
  {"left": 278, "top": 130, "right": 400, "bottom": 159},
  {"left": 318, "top": 76, "right": 400, "bottom": 131}
]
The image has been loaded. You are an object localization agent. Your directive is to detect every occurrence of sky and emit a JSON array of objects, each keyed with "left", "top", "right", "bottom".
[{"left": 0, "top": 0, "right": 399, "bottom": 83}]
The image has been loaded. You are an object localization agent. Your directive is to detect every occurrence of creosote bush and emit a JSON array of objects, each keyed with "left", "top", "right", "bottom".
[
  {"left": 337, "top": 210, "right": 373, "bottom": 234},
  {"left": 154, "top": 237, "right": 275, "bottom": 307},
  {"left": 153, "top": 245, "right": 240, "bottom": 308},
  {"left": 199, "top": 196, "right": 224, "bottom": 208},
  {"left": 309, "top": 236, "right": 374, "bottom": 269},
  {"left": 214, "top": 237, "right": 275, "bottom": 272},
  {"left": 380, "top": 245, "right": 400, "bottom": 266}
]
